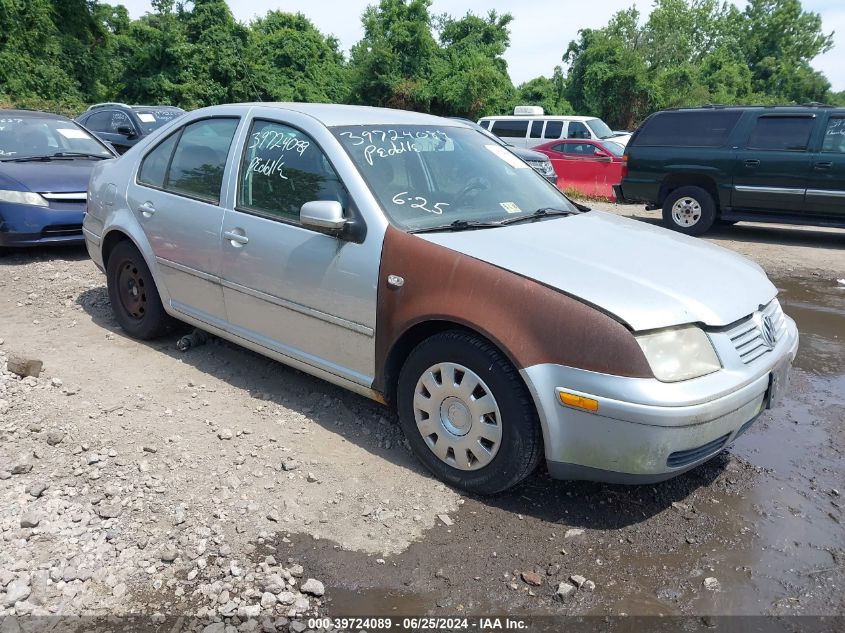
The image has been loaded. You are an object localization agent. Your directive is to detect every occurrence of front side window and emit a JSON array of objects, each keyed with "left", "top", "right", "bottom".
[
  {"left": 544, "top": 121, "right": 563, "bottom": 138},
  {"left": 491, "top": 119, "right": 528, "bottom": 138},
  {"left": 84, "top": 111, "right": 113, "bottom": 133},
  {"left": 821, "top": 117, "right": 845, "bottom": 153},
  {"left": 335, "top": 125, "right": 577, "bottom": 232},
  {"left": 109, "top": 111, "right": 134, "bottom": 134},
  {"left": 567, "top": 121, "right": 590, "bottom": 139},
  {"left": 238, "top": 120, "right": 347, "bottom": 223},
  {"left": 746, "top": 116, "right": 815, "bottom": 152},
  {"left": 166, "top": 118, "right": 239, "bottom": 203}
]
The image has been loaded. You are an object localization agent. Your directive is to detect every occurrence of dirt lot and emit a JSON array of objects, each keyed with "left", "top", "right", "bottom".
[{"left": 1, "top": 205, "right": 843, "bottom": 630}]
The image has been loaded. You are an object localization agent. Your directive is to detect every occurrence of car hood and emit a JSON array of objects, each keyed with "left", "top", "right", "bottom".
[
  {"left": 507, "top": 146, "right": 549, "bottom": 162},
  {"left": 418, "top": 211, "right": 776, "bottom": 331},
  {"left": 606, "top": 134, "right": 630, "bottom": 146},
  {"left": 0, "top": 160, "right": 101, "bottom": 193}
]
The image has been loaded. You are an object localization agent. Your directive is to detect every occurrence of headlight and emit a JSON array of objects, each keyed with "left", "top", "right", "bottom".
[
  {"left": 0, "top": 190, "right": 49, "bottom": 207},
  {"left": 527, "top": 160, "right": 555, "bottom": 177},
  {"left": 635, "top": 325, "right": 720, "bottom": 382}
]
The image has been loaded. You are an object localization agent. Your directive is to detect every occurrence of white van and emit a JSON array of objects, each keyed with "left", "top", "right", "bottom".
[{"left": 479, "top": 106, "right": 630, "bottom": 149}]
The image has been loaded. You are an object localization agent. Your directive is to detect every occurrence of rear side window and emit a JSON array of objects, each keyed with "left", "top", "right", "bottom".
[
  {"left": 635, "top": 111, "right": 742, "bottom": 147},
  {"left": 746, "top": 116, "right": 815, "bottom": 151},
  {"left": 166, "top": 118, "right": 239, "bottom": 203},
  {"left": 491, "top": 119, "right": 528, "bottom": 138},
  {"left": 530, "top": 121, "right": 543, "bottom": 138},
  {"left": 822, "top": 117, "right": 845, "bottom": 153},
  {"left": 544, "top": 121, "right": 563, "bottom": 138}
]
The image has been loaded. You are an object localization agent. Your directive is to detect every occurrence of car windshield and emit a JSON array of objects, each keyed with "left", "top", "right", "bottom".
[
  {"left": 0, "top": 115, "right": 112, "bottom": 160},
  {"left": 334, "top": 125, "right": 577, "bottom": 232},
  {"left": 603, "top": 141, "right": 625, "bottom": 156},
  {"left": 586, "top": 118, "right": 615, "bottom": 140},
  {"left": 132, "top": 108, "right": 184, "bottom": 134}
]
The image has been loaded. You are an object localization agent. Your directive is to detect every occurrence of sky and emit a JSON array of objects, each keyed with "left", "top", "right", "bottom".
[{"left": 117, "top": 0, "right": 845, "bottom": 92}]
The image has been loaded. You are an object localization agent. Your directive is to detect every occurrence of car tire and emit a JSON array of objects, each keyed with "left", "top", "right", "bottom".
[
  {"left": 662, "top": 186, "right": 716, "bottom": 236},
  {"left": 397, "top": 330, "right": 543, "bottom": 495},
  {"left": 106, "top": 240, "right": 175, "bottom": 339}
]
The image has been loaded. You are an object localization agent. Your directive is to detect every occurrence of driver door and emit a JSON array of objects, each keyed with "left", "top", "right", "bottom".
[{"left": 218, "top": 116, "right": 379, "bottom": 387}]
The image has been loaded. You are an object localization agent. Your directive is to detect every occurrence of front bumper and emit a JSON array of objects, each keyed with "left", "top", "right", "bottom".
[
  {"left": 521, "top": 315, "right": 799, "bottom": 483},
  {"left": 0, "top": 201, "right": 85, "bottom": 247}
]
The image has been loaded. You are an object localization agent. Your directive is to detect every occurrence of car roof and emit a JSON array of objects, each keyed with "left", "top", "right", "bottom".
[
  {"left": 227, "top": 103, "right": 467, "bottom": 128},
  {"left": 0, "top": 108, "right": 71, "bottom": 121},
  {"left": 660, "top": 105, "right": 845, "bottom": 115},
  {"left": 478, "top": 115, "right": 597, "bottom": 121}
]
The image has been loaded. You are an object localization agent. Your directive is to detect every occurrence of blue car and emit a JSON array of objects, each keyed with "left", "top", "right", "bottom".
[{"left": 0, "top": 109, "right": 116, "bottom": 251}]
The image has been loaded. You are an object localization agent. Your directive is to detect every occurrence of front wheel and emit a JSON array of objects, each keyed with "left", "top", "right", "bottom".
[
  {"left": 397, "top": 330, "right": 543, "bottom": 494},
  {"left": 662, "top": 186, "right": 716, "bottom": 236}
]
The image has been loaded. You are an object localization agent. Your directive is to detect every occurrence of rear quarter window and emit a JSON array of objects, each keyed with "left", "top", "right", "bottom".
[{"left": 634, "top": 111, "right": 742, "bottom": 147}]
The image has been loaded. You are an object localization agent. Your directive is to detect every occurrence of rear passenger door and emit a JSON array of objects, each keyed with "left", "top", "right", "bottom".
[
  {"left": 127, "top": 116, "right": 241, "bottom": 325},
  {"left": 732, "top": 114, "right": 815, "bottom": 212},
  {"left": 804, "top": 114, "right": 845, "bottom": 218}
]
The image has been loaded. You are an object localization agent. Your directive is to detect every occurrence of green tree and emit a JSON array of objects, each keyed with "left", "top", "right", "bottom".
[
  {"left": 246, "top": 11, "right": 348, "bottom": 103},
  {"left": 348, "top": 0, "right": 440, "bottom": 110},
  {"left": 432, "top": 11, "right": 516, "bottom": 118}
]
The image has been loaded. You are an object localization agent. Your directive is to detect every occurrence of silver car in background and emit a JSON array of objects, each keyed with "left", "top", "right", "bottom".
[{"left": 83, "top": 103, "right": 798, "bottom": 494}]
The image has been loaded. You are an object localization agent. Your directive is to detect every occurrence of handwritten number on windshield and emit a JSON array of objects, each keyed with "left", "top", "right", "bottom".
[{"left": 392, "top": 191, "right": 449, "bottom": 215}]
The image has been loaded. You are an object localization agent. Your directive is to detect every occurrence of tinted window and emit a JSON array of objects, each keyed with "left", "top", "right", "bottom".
[
  {"left": 567, "top": 121, "right": 590, "bottom": 139},
  {"left": 530, "top": 121, "right": 543, "bottom": 138},
  {"left": 635, "top": 110, "right": 742, "bottom": 147},
  {"left": 479, "top": 120, "right": 491, "bottom": 130},
  {"left": 239, "top": 120, "right": 347, "bottom": 223},
  {"left": 108, "top": 111, "right": 134, "bottom": 134},
  {"left": 134, "top": 108, "right": 184, "bottom": 134},
  {"left": 166, "top": 118, "right": 239, "bottom": 203},
  {"left": 491, "top": 120, "right": 528, "bottom": 138},
  {"left": 84, "top": 111, "right": 113, "bottom": 133},
  {"left": 544, "top": 121, "right": 563, "bottom": 138},
  {"left": 821, "top": 117, "right": 845, "bottom": 153},
  {"left": 746, "top": 116, "right": 814, "bottom": 151},
  {"left": 138, "top": 132, "right": 179, "bottom": 189}
]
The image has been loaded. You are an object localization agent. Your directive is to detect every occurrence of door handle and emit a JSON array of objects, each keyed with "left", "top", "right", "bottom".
[
  {"left": 223, "top": 230, "right": 249, "bottom": 246},
  {"left": 814, "top": 161, "right": 833, "bottom": 171},
  {"left": 138, "top": 201, "right": 156, "bottom": 218},
  {"left": 744, "top": 159, "right": 760, "bottom": 168}
]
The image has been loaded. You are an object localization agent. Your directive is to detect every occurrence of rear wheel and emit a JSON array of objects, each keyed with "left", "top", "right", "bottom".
[
  {"left": 662, "top": 186, "right": 716, "bottom": 236},
  {"left": 397, "top": 330, "right": 543, "bottom": 494},
  {"left": 106, "top": 240, "right": 175, "bottom": 339}
]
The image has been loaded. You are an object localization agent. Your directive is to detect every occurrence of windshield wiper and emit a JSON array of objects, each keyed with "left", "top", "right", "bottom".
[
  {"left": 408, "top": 219, "right": 504, "bottom": 234},
  {"left": 2, "top": 152, "right": 110, "bottom": 162},
  {"left": 498, "top": 207, "right": 580, "bottom": 226},
  {"left": 50, "top": 151, "right": 112, "bottom": 160}
]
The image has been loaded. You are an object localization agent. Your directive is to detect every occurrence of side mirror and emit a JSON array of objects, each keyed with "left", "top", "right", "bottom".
[
  {"left": 300, "top": 200, "right": 346, "bottom": 234},
  {"left": 116, "top": 125, "right": 135, "bottom": 138}
]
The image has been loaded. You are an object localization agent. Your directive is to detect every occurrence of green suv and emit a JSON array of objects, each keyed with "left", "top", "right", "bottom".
[{"left": 616, "top": 105, "right": 845, "bottom": 235}]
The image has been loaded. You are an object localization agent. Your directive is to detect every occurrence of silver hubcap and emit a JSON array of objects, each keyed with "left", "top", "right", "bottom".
[
  {"left": 671, "top": 197, "right": 702, "bottom": 227},
  {"left": 413, "top": 362, "right": 502, "bottom": 471}
]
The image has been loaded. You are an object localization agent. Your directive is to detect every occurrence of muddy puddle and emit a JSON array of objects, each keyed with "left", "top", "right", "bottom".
[{"left": 268, "top": 275, "right": 845, "bottom": 617}]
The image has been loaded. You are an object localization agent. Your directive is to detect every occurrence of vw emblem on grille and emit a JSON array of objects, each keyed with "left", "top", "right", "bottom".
[{"left": 760, "top": 314, "right": 777, "bottom": 349}]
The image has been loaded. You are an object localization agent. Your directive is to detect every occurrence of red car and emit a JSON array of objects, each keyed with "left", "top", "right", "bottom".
[{"left": 534, "top": 139, "right": 626, "bottom": 200}]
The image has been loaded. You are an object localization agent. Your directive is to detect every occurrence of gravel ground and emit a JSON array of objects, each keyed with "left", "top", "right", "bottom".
[{"left": 0, "top": 206, "right": 843, "bottom": 628}]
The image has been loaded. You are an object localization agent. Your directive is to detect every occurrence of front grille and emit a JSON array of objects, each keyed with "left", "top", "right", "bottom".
[
  {"left": 726, "top": 299, "right": 786, "bottom": 365},
  {"left": 41, "top": 224, "right": 83, "bottom": 237},
  {"left": 667, "top": 433, "right": 731, "bottom": 468}
]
